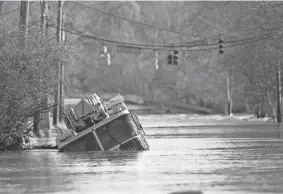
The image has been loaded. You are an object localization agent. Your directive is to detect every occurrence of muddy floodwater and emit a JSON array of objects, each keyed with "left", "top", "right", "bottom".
[{"left": 1, "top": 115, "right": 283, "bottom": 194}]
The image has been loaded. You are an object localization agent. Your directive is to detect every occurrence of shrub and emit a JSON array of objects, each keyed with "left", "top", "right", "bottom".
[{"left": 0, "top": 20, "right": 74, "bottom": 150}]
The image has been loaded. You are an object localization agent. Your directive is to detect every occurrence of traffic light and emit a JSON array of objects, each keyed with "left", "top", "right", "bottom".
[
  {"left": 100, "top": 44, "right": 107, "bottom": 57},
  {"left": 173, "top": 50, "right": 178, "bottom": 65},
  {"left": 167, "top": 54, "right": 173, "bottom": 65},
  {"left": 219, "top": 39, "right": 224, "bottom": 54},
  {"left": 106, "top": 53, "right": 111, "bottom": 66},
  {"left": 155, "top": 50, "right": 159, "bottom": 70},
  {"left": 99, "top": 44, "right": 111, "bottom": 66}
]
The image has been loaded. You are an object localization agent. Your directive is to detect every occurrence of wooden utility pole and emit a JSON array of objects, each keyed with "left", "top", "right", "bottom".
[
  {"left": 276, "top": 58, "right": 282, "bottom": 123},
  {"left": 19, "top": 1, "right": 29, "bottom": 41},
  {"left": 61, "top": 9, "right": 65, "bottom": 41},
  {"left": 31, "top": 0, "right": 50, "bottom": 134},
  {"left": 20, "top": 1, "right": 40, "bottom": 132},
  {"left": 40, "top": 1, "right": 48, "bottom": 33},
  {"left": 59, "top": 6, "right": 65, "bottom": 122},
  {"left": 227, "top": 69, "right": 233, "bottom": 116},
  {"left": 218, "top": 36, "right": 232, "bottom": 116},
  {"left": 53, "top": 0, "right": 63, "bottom": 125},
  {"left": 40, "top": 0, "right": 49, "bottom": 105},
  {"left": 154, "top": 29, "right": 159, "bottom": 70}
]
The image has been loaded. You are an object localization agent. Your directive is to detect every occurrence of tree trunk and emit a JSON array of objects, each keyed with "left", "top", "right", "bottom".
[
  {"left": 245, "top": 100, "right": 251, "bottom": 113},
  {"left": 33, "top": 111, "right": 40, "bottom": 135},
  {"left": 267, "top": 91, "right": 276, "bottom": 121}
]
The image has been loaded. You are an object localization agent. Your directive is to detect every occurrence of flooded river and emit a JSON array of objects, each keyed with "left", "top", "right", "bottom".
[{"left": 1, "top": 115, "right": 283, "bottom": 194}]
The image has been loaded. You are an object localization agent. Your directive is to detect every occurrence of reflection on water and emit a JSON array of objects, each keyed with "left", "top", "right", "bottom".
[{"left": 1, "top": 123, "right": 283, "bottom": 194}]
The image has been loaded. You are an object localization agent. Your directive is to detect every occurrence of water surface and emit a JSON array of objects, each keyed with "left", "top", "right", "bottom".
[{"left": 1, "top": 118, "right": 283, "bottom": 194}]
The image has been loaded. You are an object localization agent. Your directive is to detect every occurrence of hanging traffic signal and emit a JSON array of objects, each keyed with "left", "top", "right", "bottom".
[
  {"left": 167, "top": 54, "right": 173, "bottom": 65},
  {"left": 154, "top": 50, "right": 159, "bottom": 70},
  {"left": 100, "top": 44, "right": 107, "bottom": 57},
  {"left": 99, "top": 43, "right": 111, "bottom": 66},
  {"left": 173, "top": 50, "right": 178, "bottom": 65},
  {"left": 106, "top": 53, "right": 111, "bottom": 66},
  {"left": 219, "top": 39, "right": 224, "bottom": 54}
]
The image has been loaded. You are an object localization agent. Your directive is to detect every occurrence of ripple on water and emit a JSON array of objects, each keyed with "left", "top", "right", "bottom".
[{"left": 1, "top": 125, "right": 283, "bottom": 194}]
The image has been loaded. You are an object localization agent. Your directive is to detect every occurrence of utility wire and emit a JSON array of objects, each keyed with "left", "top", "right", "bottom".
[
  {"left": 0, "top": 1, "right": 35, "bottom": 17},
  {"left": 161, "top": 34, "right": 274, "bottom": 51},
  {"left": 64, "top": 24, "right": 275, "bottom": 49},
  {"left": 69, "top": 1, "right": 278, "bottom": 46},
  {"left": 47, "top": 23, "right": 209, "bottom": 50},
  {"left": 48, "top": 16, "right": 277, "bottom": 50},
  {"left": 48, "top": 23, "right": 276, "bottom": 52},
  {"left": 221, "top": 34, "right": 274, "bottom": 50}
]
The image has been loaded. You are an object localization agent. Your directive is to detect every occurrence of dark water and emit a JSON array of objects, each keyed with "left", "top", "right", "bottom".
[{"left": 1, "top": 122, "right": 283, "bottom": 194}]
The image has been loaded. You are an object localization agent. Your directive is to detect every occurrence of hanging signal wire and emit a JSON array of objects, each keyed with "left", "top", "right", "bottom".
[
  {"left": 47, "top": 22, "right": 213, "bottom": 51},
  {"left": 48, "top": 16, "right": 278, "bottom": 50},
  {"left": 48, "top": 22, "right": 277, "bottom": 52},
  {"left": 47, "top": 15, "right": 194, "bottom": 48},
  {"left": 48, "top": 13, "right": 279, "bottom": 51},
  {"left": 219, "top": 34, "right": 283, "bottom": 74},
  {"left": 157, "top": 34, "right": 275, "bottom": 51},
  {"left": 218, "top": 34, "right": 275, "bottom": 51}
]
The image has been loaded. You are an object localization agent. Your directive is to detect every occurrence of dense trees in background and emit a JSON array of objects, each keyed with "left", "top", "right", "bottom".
[
  {"left": 234, "top": 2, "right": 283, "bottom": 118},
  {"left": 64, "top": 1, "right": 241, "bottom": 113},
  {"left": 1, "top": 1, "right": 283, "bottom": 117}
]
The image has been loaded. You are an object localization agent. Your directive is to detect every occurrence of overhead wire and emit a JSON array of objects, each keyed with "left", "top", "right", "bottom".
[
  {"left": 48, "top": 20, "right": 277, "bottom": 52},
  {"left": 69, "top": 1, "right": 279, "bottom": 46},
  {"left": 48, "top": 15, "right": 277, "bottom": 51},
  {"left": 2, "top": 1, "right": 277, "bottom": 72},
  {"left": 1, "top": 1, "right": 278, "bottom": 51},
  {"left": 0, "top": 1, "right": 35, "bottom": 17}
]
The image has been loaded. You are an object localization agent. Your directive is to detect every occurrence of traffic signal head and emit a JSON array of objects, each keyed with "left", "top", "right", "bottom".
[
  {"left": 100, "top": 45, "right": 108, "bottom": 57},
  {"left": 168, "top": 54, "right": 173, "bottom": 65},
  {"left": 173, "top": 55, "right": 178, "bottom": 65},
  {"left": 173, "top": 50, "right": 179, "bottom": 65},
  {"left": 219, "top": 39, "right": 224, "bottom": 54},
  {"left": 106, "top": 53, "right": 111, "bottom": 66}
]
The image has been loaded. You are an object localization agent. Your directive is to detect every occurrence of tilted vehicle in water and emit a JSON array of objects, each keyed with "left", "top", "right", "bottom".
[{"left": 56, "top": 93, "right": 150, "bottom": 152}]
